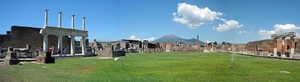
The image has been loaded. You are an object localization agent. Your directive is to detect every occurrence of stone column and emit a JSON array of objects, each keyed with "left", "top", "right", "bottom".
[
  {"left": 71, "top": 14, "right": 75, "bottom": 29},
  {"left": 81, "top": 37, "right": 86, "bottom": 55},
  {"left": 281, "top": 37, "right": 286, "bottom": 58},
  {"left": 44, "top": 9, "right": 49, "bottom": 26},
  {"left": 290, "top": 36, "right": 296, "bottom": 58},
  {"left": 58, "top": 11, "right": 63, "bottom": 56},
  {"left": 273, "top": 39, "right": 277, "bottom": 57},
  {"left": 43, "top": 34, "right": 49, "bottom": 51},
  {"left": 70, "top": 36, "right": 75, "bottom": 56},
  {"left": 197, "top": 35, "right": 199, "bottom": 47},
  {"left": 58, "top": 11, "right": 62, "bottom": 27},
  {"left": 58, "top": 35, "right": 63, "bottom": 56},
  {"left": 82, "top": 17, "right": 85, "bottom": 30}
]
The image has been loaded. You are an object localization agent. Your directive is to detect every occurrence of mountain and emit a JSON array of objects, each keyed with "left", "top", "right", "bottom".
[{"left": 152, "top": 34, "right": 206, "bottom": 44}]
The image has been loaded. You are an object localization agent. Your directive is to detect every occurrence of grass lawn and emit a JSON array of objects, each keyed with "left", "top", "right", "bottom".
[{"left": 1, "top": 52, "right": 300, "bottom": 82}]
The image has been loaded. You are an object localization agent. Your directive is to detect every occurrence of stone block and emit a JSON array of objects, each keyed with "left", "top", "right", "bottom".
[
  {"left": 4, "top": 51, "right": 20, "bottom": 65},
  {"left": 36, "top": 52, "right": 55, "bottom": 64},
  {"left": 113, "top": 50, "right": 126, "bottom": 57}
]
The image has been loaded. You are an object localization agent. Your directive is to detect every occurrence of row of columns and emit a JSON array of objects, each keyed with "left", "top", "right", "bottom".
[
  {"left": 273, "top": 36, "right": 296, "bottom": 58},
  {"left": 43, "top": 9, "right": 87, "bottom": 56}
]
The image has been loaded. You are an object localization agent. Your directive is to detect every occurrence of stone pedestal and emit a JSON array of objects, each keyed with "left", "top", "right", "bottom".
[
  {"left": 281, "top": 54, "right": 287, "bottom": 58},
  {"left": 290, "top": 48, "right": 294, "bottom": 58},
  {"left": 4, "top": 51, "right": 20, "bottom": 65},
  {"left": 36, "top": 52, "right": 55, "bottom": 64},
  {"left": 273, "top": 48, "right": 277, "bottom": 57}
]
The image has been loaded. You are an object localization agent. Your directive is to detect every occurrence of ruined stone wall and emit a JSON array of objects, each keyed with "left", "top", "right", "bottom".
[
  {"left": 98, "top": 45, "right": 113, "bottom": 57},
  {"left": 0, "top": 35, "right": 11, "bottom": 47},
  {"left": 233, "top": 44, "right": 247, "bottom": 52},
  {"left": 0, "top": 26, "right": 71, "bottom": 53},
  {"left": 246, "top": 39, "right": 274, "bottom": 53},
  {"left": 294, "top": 39, "right": 300, "bottom": 54}
]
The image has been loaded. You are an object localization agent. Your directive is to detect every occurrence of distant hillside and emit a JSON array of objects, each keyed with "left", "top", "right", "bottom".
[{"left": 152, "top": 34, "right": 206, "bottom": 44}]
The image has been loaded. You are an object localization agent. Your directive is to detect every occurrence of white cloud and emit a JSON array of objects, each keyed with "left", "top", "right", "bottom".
[
  {"left": 258, "top": 24, "right": 300, "bottom": 39},
  {"left": 258, "top": 30, "right": 276, "bottom": 39},
  {"left": 274, "top": 24, "right": 300, "bottom": 33},
  {"left": 144, "top": 37, "right": 155, "bottom": 41},
  {"left": 238, "top": 31, "right": 242, "bottom": 34},
  {"left": 215, "top": 19, "right": 243, "bottom": 32},
  {"left": 206, "top": 40, "right": 211, "bottom": 43},
  {"left": 129, "top": 35, "right": 141, "bottom": 41},
  {"left": 173, "top": 2, "right": 223, "bottom": 29},
  {"left": 129, "top": 35, "right": 155, "bottom": 41},
  {"left": 238, "top": 30, "right": 253, "bottom": 34}
]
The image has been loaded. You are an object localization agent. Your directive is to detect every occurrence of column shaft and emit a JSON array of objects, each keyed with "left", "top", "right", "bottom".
[
  {"left": 71, "top": 36, "right": 75, "bottom": 56},
  {"left": 71, "top": 14, "right": 75, "bottom": 29},
  {"left": 44, "top": 9, "right": 49, "bottom": 26},
  {"left": 58, "top": 12, "right": 62, "bottom": 27},
  {"left": 273, "top": 39, "right": 277, "bottom": 57},
  {"left": 81, "top": 37, "right": 86, "bottom": 55},
  {"left": 43, "top": 34, "right": 48, "bottom": 51},
  {"left": 58, "top": 35, "right": 63, "bottom": 56}
]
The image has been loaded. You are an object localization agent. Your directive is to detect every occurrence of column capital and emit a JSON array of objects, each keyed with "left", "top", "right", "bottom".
[
  {"left": 72, "top": 14, "right": 75, "bottom": 17},
  {"left": 59, "top": 11, "right": 62, "bottom": 14},
  {"left": 45, "top": 9, "right": 49, "bottom": 12},
  {"left": 82, "top": 16, "right": 86, "bottom": 19}
]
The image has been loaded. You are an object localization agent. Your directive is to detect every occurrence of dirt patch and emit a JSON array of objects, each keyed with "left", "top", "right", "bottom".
[
  {"left": 280, "top": 71, "right": 291, "bottom": 74},
  {"left": 80, "top": 66, "right": 96, "bottom": 73},
  {"left": 218, "top": 63, "right": 225, "bottom": 66}
]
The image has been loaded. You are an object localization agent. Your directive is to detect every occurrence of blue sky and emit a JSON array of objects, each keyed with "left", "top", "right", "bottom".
[{"left": 1, "top": 0, "right": 300, "bottom": 44}]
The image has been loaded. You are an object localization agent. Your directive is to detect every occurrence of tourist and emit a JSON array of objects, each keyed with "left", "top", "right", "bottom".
[
  {"left": 40, "top": 47, "right": 43, "bottom": 51},
  {"left": 51, "top": 46, "right": 55, "bottom": 55},
  {"left": 35, "top": 47, "right": 39, "bottom": 55},
  {"left": 63, "top": 47, "right": 67, "bottom": 54},
  {"left": 57, "top": 47, "right": 61, "bottom": 54},
  {"left": 48, "top": 47, "right": 54, "bottom": 55},
  {"left": 0, "top": 47, "right": 2, "bottom": 54}
]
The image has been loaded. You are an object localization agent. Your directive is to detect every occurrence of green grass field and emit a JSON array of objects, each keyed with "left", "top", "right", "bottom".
[{"left": 1, "top": 52, "right": 300, "bottom": 82}]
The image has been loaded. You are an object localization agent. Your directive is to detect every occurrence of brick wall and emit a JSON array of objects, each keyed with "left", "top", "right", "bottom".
[
  {"left": 246, "top": 39, "right": 274, "bottom": 53},
  {"left": 0, "top": 35, "right": 11, "bottom": 48},
  {"left": 0, "top": 26, "right": 71, "bottom": 53}
]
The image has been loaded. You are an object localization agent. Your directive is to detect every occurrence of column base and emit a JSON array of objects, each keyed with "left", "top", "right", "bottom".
[{"left": 281, "top": 54, "right": 287, "bottom": 58}]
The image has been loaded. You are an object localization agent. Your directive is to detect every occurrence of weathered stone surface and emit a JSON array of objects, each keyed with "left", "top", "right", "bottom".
[
  {"left": 36, "top": 52, "right": 55, "bottom": 64},
  {"left": 98, "top": 45, "right": 113, "bottom": 57},
  {"left": 113, "top": 50, "right": 126, "bottom": 57},
  {"left": 0, "top": 26, "right": 71, "bottom": 54},
  {"left": 247, "top": 39, "right": 274, "bottom": 53},
  {"left": 4, "top": 51, "right": 20, "bottom": 65}
]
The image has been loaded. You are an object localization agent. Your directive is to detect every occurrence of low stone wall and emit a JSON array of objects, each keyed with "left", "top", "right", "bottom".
[
  {"left": 229, "top": 50, "right": 300, "bottom": 60},
  {"left": 113, "top": 50, "right": 126, "bottom": 57},
  {"left": 144, "top": 48, "right": 162, "bottom": 53}
]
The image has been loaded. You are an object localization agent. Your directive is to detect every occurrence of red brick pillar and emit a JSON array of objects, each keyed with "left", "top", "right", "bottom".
[
  {"left": 276, "top": 39, "right": 282, "bottom": 56},
  {"left": 290, "top": 37, "right": 297, "bottom": 58}
]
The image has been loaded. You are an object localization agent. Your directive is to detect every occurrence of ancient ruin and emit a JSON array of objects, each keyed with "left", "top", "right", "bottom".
[
  {"left": 2, "top": 9, "right": 300, "bottom": 66},
  {"left": 4, "top": 46, "right": 20, "bottom": 65},
  {"left": 40, "top": 9, "right": 88, "bottom": 56}
]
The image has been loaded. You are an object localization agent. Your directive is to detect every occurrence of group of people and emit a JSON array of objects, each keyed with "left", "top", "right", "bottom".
[{"left": 35, "top": 46, "right": 67, "bottom": 55}]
